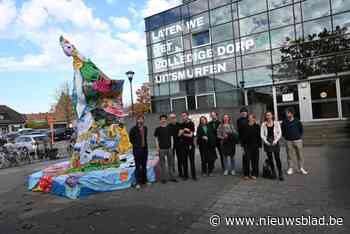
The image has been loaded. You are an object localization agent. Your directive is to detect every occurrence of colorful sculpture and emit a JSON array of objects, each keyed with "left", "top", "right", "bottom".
[
  {"left": 59, "top": 36, "right": 131, "bottom": 168},
  {"left": 26, "top": 37, "right": 157, "bottom": 199}
]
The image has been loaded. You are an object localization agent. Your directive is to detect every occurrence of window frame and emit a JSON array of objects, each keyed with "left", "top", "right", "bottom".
[
  {"left": 191, "top": 29, "right": 211, "bottom": 49},
  {"left": 195, "top": 92, "right": 217, "bottom": 109}
]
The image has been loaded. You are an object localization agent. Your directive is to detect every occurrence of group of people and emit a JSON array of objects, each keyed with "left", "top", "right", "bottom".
[{"left": 129, "top": 107, "right": 308, "bottom": 189}]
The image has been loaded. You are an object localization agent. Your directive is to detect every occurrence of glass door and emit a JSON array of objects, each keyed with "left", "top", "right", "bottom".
[
  {"left": 171, "top": 97, "right": 187, "bottom": 113},
  {"left": 276, "top": 85, "right": 301, "bottom": 121},
  {"left": 310, "top": 80, "right": 339, "bottom": 119}
]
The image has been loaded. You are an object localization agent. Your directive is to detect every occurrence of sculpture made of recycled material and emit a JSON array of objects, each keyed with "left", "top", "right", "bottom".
[
  {"left": 59, "top": 36, "right": 132, "bottom": 168},
  {"left": 26, "top": 37, "right": 159, "bottom": 199}
]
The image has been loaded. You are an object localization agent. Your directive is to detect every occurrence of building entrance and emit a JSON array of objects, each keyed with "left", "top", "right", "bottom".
[{"left": 275, "top": 78, "right": 344, "bottom": 122}]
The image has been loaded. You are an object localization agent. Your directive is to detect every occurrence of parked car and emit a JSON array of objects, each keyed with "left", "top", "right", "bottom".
[
  {"left": 17, "top": 128, "right": 35, "bottom": 135},
  {"left": 30, "top": 129, "right": 50, "bottom": 136},
  {"left": 13, "top": 134, "right": 49, "bottom": 155},
  {"left": 49, "top": 128, "right": 74, "bottom": 141}
]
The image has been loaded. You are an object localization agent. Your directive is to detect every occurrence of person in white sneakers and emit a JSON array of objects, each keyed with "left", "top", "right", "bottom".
[{"left": 281, "top": 108, "right": 308, "bottom": 175}]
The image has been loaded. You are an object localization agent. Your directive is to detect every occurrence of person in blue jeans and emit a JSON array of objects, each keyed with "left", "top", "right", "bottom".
[{"left": 217, "top": 114, "right": 239, "bottom": 176}]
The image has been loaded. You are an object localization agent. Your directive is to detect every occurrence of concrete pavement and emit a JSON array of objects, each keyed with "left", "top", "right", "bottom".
[{"left": 0, "top": 146, "right": 349, "bottom": 234}]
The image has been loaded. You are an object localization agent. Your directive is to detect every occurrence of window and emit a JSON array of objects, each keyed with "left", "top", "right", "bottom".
[
  {"left": 268, "top": 0, "right": 293, "bottom": 10},
  {"left": 302, "top": 0, "right": 330, "bottom": 21},
  {"left": 152, "top": 42, "right": 166, "bottom": 58},
  {"left": 153, "top": 57, "right": 168, "bottom": 73},
  {"left": 243, "top": 51, "right": 271, "bottom": 69},
  {"left": 209, "top": 0, "right": 231, "bottom": 9},
  {"left": 239, "top": 13, "right": 269, "bottom": 37},
  {"left": 333, "top": 12, "right": 350, "bottom": 33},
  {"left": 332, "top": 0, "right": 350, "bottom": 14},
  {"left": 239, "top": 0, "right": 267, "bottom": 18},
  {"left": 216, "top": 90, "right": 242, "bottom": 107},
  {"left": 188, "top": 95, "right": 196, "bottom": 110},
  {"left": 269, "top": 6, "right": 294, "bottom": 29},
  {"left": 189, "top": 0, "right": 208, "bottom": 16},
  {"left": 212, "top": 22, "right": 233, "bottom": 43},
  {"left": 214, "top": 59, "right": 236, "bottom": 73},
  {"left": 210, "top": 5, "right": 231, "bottom": 26},
  {"left": 213, "top": 40, "right": 236, "bottom": 59},
  {"left": 153, "top": 82, "right": 169, "bottom": 96},
  {"left": 150, "top": 27, "right": 165, "bottom": 44},
  {"left": 311, "top": 80, "right": 339, "bottom": 119},
  {"left": 270, "top": 25, "right": 295, "bottom": 49},
  {"left": 153, "top": 99, "right": 171, "bottom": 113},
  {"left": 146, "top": 14, "right": 163, "bottom": 31},
  {"left": 192, "top": 45, "right": 213, "bottom": 65},
  {"left": 167, "top": 53, "right": 185, "bottom": 70},
  {"left": 303, "top": 17, "right": 332, "bottom": 39},
  {"left": 163, "top": 7, "right": 181, "bottom": 25},
  {"left": 192, "top": 30, "right": 210, "bottom": 47},
  {"left": 241, "top": 32, "right": 270, "bottom": 54},
  {"left": 214, "top": 72, "right": 237, "bottom": 92},
  {"left": 196, "top": 77, "right": 214, "bottom": 93},
  {"left": 244, "top": 66, "right": 273, "bottom": 88},
  {"left": 197, "top": 94, "right": 215, "bottom": 109},
  {"left": 248, "top": 86, "right": 274, "bottom": 111},
  {"left": 271, "top": 48, "right": 283, "bottom": 64},
  {"left": 0, "top": 115, "right": 4, "bottom": 120},
  {"left": 189, "top": 12, "right": 210, "bottom": 33},
  {"left": 172, "top": 97, "right": 187, "bottom": 112}
]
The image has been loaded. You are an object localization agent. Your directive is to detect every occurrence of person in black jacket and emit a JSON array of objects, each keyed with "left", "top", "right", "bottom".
[
  {"left": 197, "top": 116, "right": 217, "bottom": 177},
  {"left": 178, "top": 111, "right": 197, "bottom": 181},
  {"left": 242, "top": 114, "right": 262, "bottom": 180},
  {"left": 208, "top": 112, "right": 224, "bottom": 172},
  {"left": 167, "top": 113, "right": 182, "bottom": 176},
  {"left": 237, "top": 107, "right": 249, "bottom": 174},
  {"left": 129, "top": 115, "right": 149, "bottom": 189}
]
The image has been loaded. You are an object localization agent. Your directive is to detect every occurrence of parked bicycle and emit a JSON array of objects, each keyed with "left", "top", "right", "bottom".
[{"left": 0, "top": 145, "right": 20, "bottom": 168}]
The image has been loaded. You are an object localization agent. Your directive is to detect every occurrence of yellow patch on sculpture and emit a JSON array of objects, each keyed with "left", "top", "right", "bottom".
[{"left": 117, "top": 126, "right": 132, "bottom": 154}]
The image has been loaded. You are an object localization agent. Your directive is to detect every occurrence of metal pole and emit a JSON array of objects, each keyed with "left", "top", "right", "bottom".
[{"left": 130, "top": 78, "right": 134, "bottom": 117}]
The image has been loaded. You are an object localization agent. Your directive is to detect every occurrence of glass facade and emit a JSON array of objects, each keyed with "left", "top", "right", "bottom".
[{"left": 145, "top": 0, "right": 350, "bottom": 115}]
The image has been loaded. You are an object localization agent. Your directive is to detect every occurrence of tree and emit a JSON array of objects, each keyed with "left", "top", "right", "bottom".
[
  {"left": 130, "top": 83, "right": 151, "bottom": 115},
  {"left": 53, "top": 82, "right": 75, "bottom": 126},
  {"left": 273, "top": 26, "right": 350, "bottom": 82}
]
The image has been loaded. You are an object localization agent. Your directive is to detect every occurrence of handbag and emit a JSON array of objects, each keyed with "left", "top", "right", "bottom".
[
  {"left": 264, "top": 137, "right": 280, "bottom": 153},
  {"left": 262, "top": 159, "right": 274, "bottom": 179}
]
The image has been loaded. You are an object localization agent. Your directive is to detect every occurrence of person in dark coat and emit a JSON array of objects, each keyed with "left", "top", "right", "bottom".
[
  {"left": 208, "top": 111, "right": 224, "bottom": 172},
  {"left": 129, "top": 115, "right": 149, "bottom": 189},
  {"left": 167, "top": 113, "right": 182, "bottom": 176},
  {"left": 241, "top": 114, "right": 262, "bottom": 180},
  {"left": 178, "top": 112, "right": 197, "bottom": 181},
  {"left": 197, "top": 116, "right": 217, "bottom": 177},
  {"left": 237, "top": 107, "right": 249, "bottom": 143}
]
